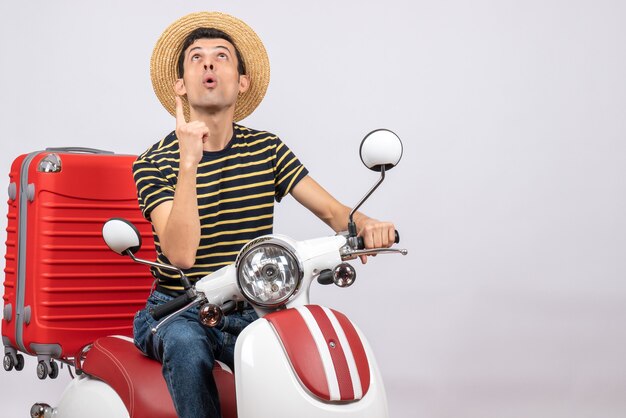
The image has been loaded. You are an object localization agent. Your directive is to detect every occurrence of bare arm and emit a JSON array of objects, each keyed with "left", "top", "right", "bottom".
[
  {"left": 150, "top": 164, "right": 200, "bottom": 269},
  {"left": 290, "top": 176, "right": 395, "bottom": 257},
  {"left": 149, "top": 96, "right": 209, "bottom": 269}
]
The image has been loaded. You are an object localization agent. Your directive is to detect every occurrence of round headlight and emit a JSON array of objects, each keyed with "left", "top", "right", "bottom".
[{"left": 236, "top": 239, "right": 302, "bottom": 308}]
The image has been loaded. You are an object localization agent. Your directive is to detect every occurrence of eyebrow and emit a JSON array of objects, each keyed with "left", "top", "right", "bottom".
[{"left": 187, "top": 45, "right": 232, "bottom": 56}]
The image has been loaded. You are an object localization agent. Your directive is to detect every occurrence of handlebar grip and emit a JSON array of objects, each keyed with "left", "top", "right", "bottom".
[
  {"left": 356, "top": 230, "right": 400, "bottom": 250},
  {"left": 150, "top": 293, "right": 194, "bottom": 321}
]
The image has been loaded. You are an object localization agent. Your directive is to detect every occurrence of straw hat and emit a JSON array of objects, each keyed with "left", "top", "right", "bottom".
[{"left": 150, "top": 12, "right": 270, "bottom": 122}]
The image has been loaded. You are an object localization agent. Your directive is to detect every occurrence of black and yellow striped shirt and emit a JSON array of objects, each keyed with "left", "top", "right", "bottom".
[{"left": 133, "top": 124, "right": 308, "bottom": 290}]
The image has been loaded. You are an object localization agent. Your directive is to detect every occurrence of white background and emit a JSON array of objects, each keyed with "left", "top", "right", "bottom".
[{"left": 1, "top": 1, "right": 625, "bottom": 417}]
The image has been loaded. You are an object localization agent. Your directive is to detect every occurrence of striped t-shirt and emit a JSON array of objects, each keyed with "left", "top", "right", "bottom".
[{"left": 132, "top": 123, "right": 308, "bottom": 290}]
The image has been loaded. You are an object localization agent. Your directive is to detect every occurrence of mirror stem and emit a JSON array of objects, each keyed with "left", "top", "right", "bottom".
[
  {"left": 126, "top": 251, "right": 194, "bottom": 292},
  {"left": 348, "top": 165, "right": 386, "bottom": 236}
]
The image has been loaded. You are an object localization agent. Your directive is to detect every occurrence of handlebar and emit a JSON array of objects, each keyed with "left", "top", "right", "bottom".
[{"left": 150, "top": 293, "right": 195, "bottom": 321}]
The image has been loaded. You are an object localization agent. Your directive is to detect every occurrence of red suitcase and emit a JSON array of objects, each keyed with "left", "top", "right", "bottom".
[{"left": 2, "top": 147, "right": 155, "bottom": 379}]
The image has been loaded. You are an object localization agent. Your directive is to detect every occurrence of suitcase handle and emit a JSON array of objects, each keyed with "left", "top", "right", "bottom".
[{"left": 45, "top": 147, "right": 114, "bottom": 155}]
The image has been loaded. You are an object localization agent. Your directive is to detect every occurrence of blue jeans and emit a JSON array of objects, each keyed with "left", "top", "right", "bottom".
[{"left": 133, "top": 290, "right": 258, "bottom": 418}]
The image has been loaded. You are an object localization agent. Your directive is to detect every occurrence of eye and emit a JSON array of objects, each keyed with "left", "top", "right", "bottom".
[
  {"left": 218, "top": 53, "right": 228, "bottom": 59},
  {"left": 191, "top": 54, "right": 201, "bottom": 61}
]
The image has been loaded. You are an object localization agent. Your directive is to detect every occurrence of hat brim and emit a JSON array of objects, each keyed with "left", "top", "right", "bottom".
[{"left": 150, "top": 12, "right": 270, "bottom": 122}]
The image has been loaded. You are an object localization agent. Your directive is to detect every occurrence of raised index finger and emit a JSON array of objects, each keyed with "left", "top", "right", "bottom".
[{"left": 175, "top": 96, "right": 186, "bottom": 126}]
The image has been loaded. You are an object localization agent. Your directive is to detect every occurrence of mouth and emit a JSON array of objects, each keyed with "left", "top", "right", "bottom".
[{"left": 203, "top": 74, "right": 217, "bottom": 89}]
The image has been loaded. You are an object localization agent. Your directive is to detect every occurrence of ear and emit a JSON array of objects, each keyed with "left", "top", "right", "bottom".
[
  {"left": 238, "top": 74, "right": 250, "bottom": 94},
  {"left": 174, "top": 78, "right": 187, "bottom": 96}
]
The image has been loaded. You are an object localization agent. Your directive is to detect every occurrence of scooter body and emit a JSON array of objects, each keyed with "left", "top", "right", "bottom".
[{"left": 44, "top": 235, "right": 389, "bottom": 418}]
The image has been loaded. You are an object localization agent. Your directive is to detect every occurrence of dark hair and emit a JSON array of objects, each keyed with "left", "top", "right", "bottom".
[{"left": 176, "top": 27, "right": 246, "bottom": 78}]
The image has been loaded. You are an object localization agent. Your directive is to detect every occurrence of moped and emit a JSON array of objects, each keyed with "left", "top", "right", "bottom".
[{"left": 30, "top": 129, "right": 407, "bottom": 418}]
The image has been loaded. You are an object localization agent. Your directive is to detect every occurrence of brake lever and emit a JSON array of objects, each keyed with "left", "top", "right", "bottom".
[
  {"left": 151, "top": 295, "right": 205, "bottom": 335},
  {"left": 340, "top": 247, "right": 408, "bottom": 261}
]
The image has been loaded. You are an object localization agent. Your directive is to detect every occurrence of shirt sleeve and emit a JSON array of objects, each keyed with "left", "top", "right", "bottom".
[
  {"left": 274, "top": 137, "right": 309, "bottom": 202},
  {"left": 132, "top": 157, "right": 175, "bottom": 221}
]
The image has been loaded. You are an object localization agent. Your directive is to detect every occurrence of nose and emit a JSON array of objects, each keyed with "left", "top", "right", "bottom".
[{"left": 204, "top": 63, "right": 214, "bottom": 71}]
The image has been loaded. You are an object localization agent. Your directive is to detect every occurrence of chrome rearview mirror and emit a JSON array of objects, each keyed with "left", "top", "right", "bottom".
[
  {"left": 102, "top": 218, "right": 142, "bottom": 255},
  {"left": 102, "top": 218, "right": 193, "bottom": 292},
  {"left": 359, "top": 129, "right": 403, "bottom": 172},
  {"left": 347, "top": 129, "right": 403, "bottom": 247}
]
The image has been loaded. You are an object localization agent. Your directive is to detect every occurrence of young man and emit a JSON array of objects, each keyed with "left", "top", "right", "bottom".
[{"left": 132, "top": 12, "right": 396, "bottom": 418}]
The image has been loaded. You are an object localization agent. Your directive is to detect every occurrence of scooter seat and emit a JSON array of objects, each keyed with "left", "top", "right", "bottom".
[{"left": 82, "top": 336, "right": 236, "bottom": 418}]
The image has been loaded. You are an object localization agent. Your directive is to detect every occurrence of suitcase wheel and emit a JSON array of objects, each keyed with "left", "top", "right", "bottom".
[
  {"left": 36, "top": 360, "right": 58, "bottom": 380},
  {"left": 3, "top": 353, "right": 23, "bottom": 372},
  {"left": 49, "top": 361, "right": 59, "bottom": 379},
  {"left": 3, "top": 354, "right": 14, "bottom": 371},
  {"left": 15, "top": 354, "right": 24, "bottom": 371},
  {"left": 36, "top": 361, "right": 46, "bottom": 379}
]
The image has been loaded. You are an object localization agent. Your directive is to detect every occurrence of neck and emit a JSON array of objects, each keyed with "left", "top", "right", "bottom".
[{"left": 188, "top": 106, "right": 236, "bottom": 152}]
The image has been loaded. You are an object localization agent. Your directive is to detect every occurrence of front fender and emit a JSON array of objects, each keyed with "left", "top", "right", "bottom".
[{"left": 234, "top": 305, "right": 388, "bottom": 418}]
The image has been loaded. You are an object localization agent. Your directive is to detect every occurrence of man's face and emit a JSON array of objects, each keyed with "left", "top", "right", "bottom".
[{"left": 175, "top": 37, "right": 249, "bottom": 115}]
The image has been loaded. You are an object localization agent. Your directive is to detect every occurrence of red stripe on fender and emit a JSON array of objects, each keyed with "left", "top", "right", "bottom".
[
  {"left": 306, "top": 305, "right": 355, "bottom": 400},
  {"left": 265, "top": 310, "right": 330, "bottom": 400},
  {"left": 332, "top": 309, "right": 371, "bottom": 396}
]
